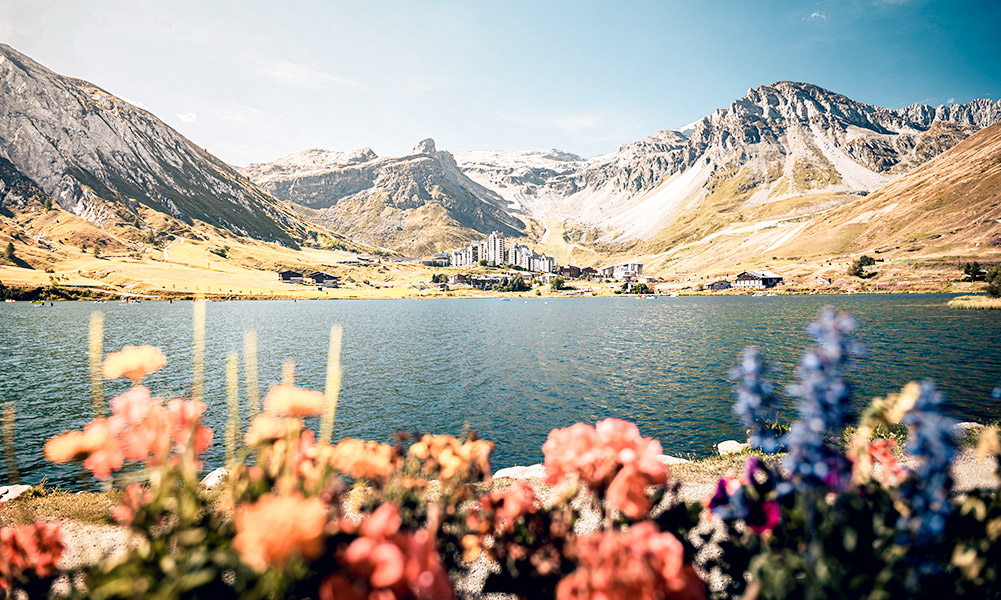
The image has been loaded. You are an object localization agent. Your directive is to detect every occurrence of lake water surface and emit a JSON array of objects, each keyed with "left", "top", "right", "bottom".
[{"left": 2, "top": 294, "right": 1000, "bottom": 487}]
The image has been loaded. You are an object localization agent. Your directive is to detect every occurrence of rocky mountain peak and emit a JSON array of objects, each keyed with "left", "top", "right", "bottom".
[{"left": 411, "top": 138, "right": 437, "bottom": 155}]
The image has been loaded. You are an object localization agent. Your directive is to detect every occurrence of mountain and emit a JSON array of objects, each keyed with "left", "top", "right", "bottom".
[
  {"left": 0, "top": 43, "right": 310, "bottom": 246},
  {"left": 455, "top": 82, "right": 1001, "bottom": 247},
  {"left": 637, "top": 120, "right": 1001, "bottom": 287},
  {"left": 242, "top": 138, "right": 525, "bottom": 255}
]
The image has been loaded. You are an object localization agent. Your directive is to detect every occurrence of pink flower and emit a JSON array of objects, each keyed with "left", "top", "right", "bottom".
[
  {"left": 167, "top": 398, "right": 213, "bottom": 456},
  {"left": 557, "top": 523, "right": 705, "bottom": 600},
  {"left": 747, "top": 500, "right": 781, "bottom": 534},
  {"left": 543, "top": 419, "right": 667, "bottom": 518},
  {"left": 233, "top": 492, "right": 328, "bottom": 572}
]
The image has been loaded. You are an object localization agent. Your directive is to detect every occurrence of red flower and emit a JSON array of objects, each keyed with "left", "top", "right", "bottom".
[{"left": 0, "top": 522, "right": 64, "bottom": 591}]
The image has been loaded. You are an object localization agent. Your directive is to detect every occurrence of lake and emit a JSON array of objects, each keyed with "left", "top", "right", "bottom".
[{"left": 1, "top": 294, "right": 1000, "bottom": 487}]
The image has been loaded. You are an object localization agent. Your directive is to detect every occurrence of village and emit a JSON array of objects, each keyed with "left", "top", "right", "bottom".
[{"left": 276, "top": 231, "right": 785, "bottom": 296}]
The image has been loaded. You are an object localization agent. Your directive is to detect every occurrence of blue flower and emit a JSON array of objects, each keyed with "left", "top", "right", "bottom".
[
  {"left": 897, "top": 381, "right": 956, "bottom": 548},
  {"left": 782, "top": 308, "right": 860, "bottom": 490},
  {"left": 731, "top": 347, "right": 783, "bottom": 453}
]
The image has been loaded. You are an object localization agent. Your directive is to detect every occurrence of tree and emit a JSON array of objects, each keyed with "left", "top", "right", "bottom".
[
  {"left": 93, "top": 245, "right": 102, "bottom": 259},
  {"left": 630, "top": 283, "right": 653, "bottom": 295},
  {"left": 848, "top": 256, "right": 876, "bottom": 278},
  {"left": 478, "top": 259, "right": 488, "bottom": 267},
  {"left": 4, "top": 242, "right": 14, "bottom": 260},
  {"left": 550, "top": 276, "right": 565, "bottom": 291},
  {"left": 986, "top": 266, "right": 1001, "bottom": 298},
  {"left": 963, "top": 261, "right": 984, "bottom": 281}
]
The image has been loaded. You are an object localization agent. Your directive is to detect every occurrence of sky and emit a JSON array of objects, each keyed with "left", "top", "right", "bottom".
[{"left": 1, "top": 0, "right": 1000, "bottom": 166}]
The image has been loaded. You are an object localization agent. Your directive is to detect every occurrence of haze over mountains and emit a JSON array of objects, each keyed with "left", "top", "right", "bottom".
[
  {"left": 0, "top": 43, "right": 311, "bottom": 247},
  {"left": 1, "top": 42, "right": 999, "bottom": 274}
]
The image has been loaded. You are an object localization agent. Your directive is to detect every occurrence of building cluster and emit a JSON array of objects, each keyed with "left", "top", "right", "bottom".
[
  {"left": 444, "top": 232, "right": 558, "bottom": 273},
  {"left": 707, "top": 270, "right": 784, "bottom": 291},
  {"left": 278, "top": 270, "right": 339, "bottom": 287}
]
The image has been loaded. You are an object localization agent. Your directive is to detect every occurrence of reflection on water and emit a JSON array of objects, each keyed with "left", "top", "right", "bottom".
[{"left": 1, "top": 294, "right": 1000, "bottom": 486}]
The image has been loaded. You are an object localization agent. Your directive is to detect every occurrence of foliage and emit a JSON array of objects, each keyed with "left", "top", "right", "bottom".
[
  {"left": 848, "top": 255, "right": 877, "bottom": 278},
  {"left": 4, "top": 242, "right": 13, "bottom": 260},
  {"left": 986, "top": 266, "right": 1001, "bottom": 298},
  {"left": 705, "top": 309, "right": 1001, "bottom": 599},
  {"left": 550, "top": 276, "right": 566, "bottom": 291},
  {"left": 962, "top": 261, "right": 984, "bottom": 282},
  {"left": 495, "top": 275, "right": 529, "bottom": 292},
  {"left": 6, "top": 310, "right": 1001, "bottom": 599},
  {"left": 629, "top": 283, "right": 653, "bottom": 295},
  {"left": 209, "top": 245, "right": 230, "bottom": 259}
]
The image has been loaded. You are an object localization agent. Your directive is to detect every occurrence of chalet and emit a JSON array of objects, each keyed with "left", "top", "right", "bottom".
[
  {"left": 559, "top": 265, "right": 582, "bottom": 279},
  {"left": 309, "top": 271, "right": 339, "bottom": 287},
  {"left": 734, "top": 270, "right": 783, "bottom": 289},
  {"left": 278, "top": 270, "right": 303, "bottom": 284},
  {"left": 448, "top": 273, "right": 468, "bottom": 285},
  {"left": 581, "top": 267, "right": 597, "bottom": 277},
  {"left": 707, "top": 280, "right": 731, "bottom": 291},
  {"left": 598, "top": 266, "right": 616, "bottom": 278},
  {"left": 613, "top": 263, "right": 644, "bottom": 279},
  {"left": 431, "top": 252, "right": 451, "bottom": 267}
]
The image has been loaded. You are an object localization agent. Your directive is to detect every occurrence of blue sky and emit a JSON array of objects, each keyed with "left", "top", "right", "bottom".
[{"left": 2, "top": 0, "right": 999, "bottom": 165}]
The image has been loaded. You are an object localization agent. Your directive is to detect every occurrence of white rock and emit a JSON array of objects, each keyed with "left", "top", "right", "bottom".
[
  {"left": 953, "top": 422, "right": 984, "bottom": 435},
  {"left": 658, "top": 454, "right": 691, "bottom": 465},
  {"left": 200, "top": 467, "right": 228, "bottom": 488},
  {"left": 0, "top": 484, "right": 32, "bottom": 502},
  {"left": 493, "top": 464, "right": 547, "bottom": 480},
  {"left": 717, "top": 440, "right": 749, "bottom": 456}
]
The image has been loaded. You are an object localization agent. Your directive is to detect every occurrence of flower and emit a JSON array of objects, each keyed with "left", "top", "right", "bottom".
[
  {"left": 326, "top": 504, "right": 454, "bottom": 600},
  {"left": 110, "top": 387, "right": 172, "bottom": 464},
  {"left": 897, "top": 381, "right": 957, "bottom": 550},
  {"left": 556, "top": 523, "right": 705, "bottom": 600},
  {"left": 102, "top": 345, "right": 167, "bottom": 382},
  {"left": 233, "top": 491, "right": 328, "bottom": 572},
  {"left": 263, "top": 385, "right": 326, "bottom": 417},
  {"left": 782, "top": 308, "right": 860, "bottom": 491},
  {"left": 542, "top": 419, "right": 666, "bottom": 517},
  {"left": 0, "top": 522, "right": 64, "bottom": 591},
  {"left": 408, "top": 434, "right": 494, "bottom": 482},
  {"left": 245, "top": 414, "right": 302, "bottom": 446},
  {"left": 329, "top": 438, "right": 400, "bottom": 481},
  {"left": 44, "top": 418, "right": 125, "bottom": 478},
  {"left": 731, "top": 346, "right": 783, "bottom": 453},
  {"left": 868, "top": 438, "right": 904, "bottom": 485},
  {"left": 166, "top": 398, "right": 213, "bottom": 456}
]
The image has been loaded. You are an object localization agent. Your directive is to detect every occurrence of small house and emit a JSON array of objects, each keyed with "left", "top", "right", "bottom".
[
  {"left": 448, "top": 273, "right": 468, "bottom": 285},
  {"left": 734, "top": 270, "right": 783, "bottom": 289},
  {"left": 278, "top": 270, "right": 303, "bottom": 284},
  {"left": 581, "top": 267, "right": 597, "bottom": 278},
  {"left": 309, "top": 271, "right": 339, "bottom": 287},
  {"left": 559, "top": 265, "right": 582, "bottom": 279},
  {"left": 707, "top": 280, "right": 731, "bottom": 291}
]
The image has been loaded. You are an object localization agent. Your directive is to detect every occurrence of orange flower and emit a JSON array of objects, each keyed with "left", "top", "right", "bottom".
[
  {"left": 44, "top": 431, "right": 89, "bottom": 463},
  {"left": 102, "top": 345, "right": 167, "bottom": 382},
  {"left": 263, "top": 385, "right": 326, "bottom": 417},
  {"left": 233, "top": 491, "right": 328, "bottom": 572},
  {"left": 407, "top": 434, "right": 494, "bottom": 482},
  {"left": 245, "top": 414, "right": 303, "bottom": 446},
  {"left": 44, "top": 418, "right": 124, "bottom": 478},
  {"left": 329, "top": 438, "right": 400, "bottom": 480},
  {"left": 80, "top": 419, "right": 125, "bottom": 479}
]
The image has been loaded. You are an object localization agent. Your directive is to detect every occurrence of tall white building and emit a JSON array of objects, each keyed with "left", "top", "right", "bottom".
[{"left": 484, "top": 231, "right": 506, "bottom": 265}]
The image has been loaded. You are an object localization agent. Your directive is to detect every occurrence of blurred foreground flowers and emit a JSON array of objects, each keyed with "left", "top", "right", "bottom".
[{"left": 1, "top": 309, "right": 1000, "bottom": 599}]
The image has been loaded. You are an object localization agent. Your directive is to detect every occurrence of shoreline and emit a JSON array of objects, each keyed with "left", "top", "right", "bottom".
[{"left": 0, "top": 283, "right": 988, "bottom": 303}]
